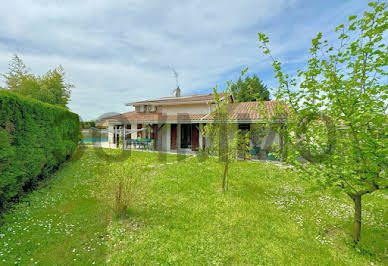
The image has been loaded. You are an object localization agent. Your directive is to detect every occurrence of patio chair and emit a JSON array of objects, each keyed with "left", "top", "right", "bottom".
[
  {"left": 139, "top": 138, "right": 148, "bottom": 150},
  {"left": 249, "top": 146, "right": 261, "bottom": 156},
  {"left": 127, "top": 139, "right": 136, "bottom": 149},
  {"left": 144, "top": 138, "right": 152, "bottom": 150},
  {"left": 135, "top": 138, "right": 143, "bottom": 149}
]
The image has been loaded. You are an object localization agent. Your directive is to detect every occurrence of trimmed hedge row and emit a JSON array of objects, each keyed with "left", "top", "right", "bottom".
[{"left": 0, "top": 91, "right": 80, "bottom": 208}]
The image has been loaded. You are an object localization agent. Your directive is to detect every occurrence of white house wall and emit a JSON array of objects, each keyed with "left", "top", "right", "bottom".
[
  {"left": 130, "top": 123, "right": 137, "bottom": 140},
  {"left": 163, "top": 124, "right": 171, "bottom": 151},
  {"left": 161, "top": 103, "right": 210, "bottom": 116},
  {"left": 108, "top": 124, "right": 114, "bottom": 143}
]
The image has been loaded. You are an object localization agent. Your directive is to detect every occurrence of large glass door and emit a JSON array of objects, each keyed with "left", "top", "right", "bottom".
[{"left": 180, "top": 124, "right": 192, "bottom": 149}]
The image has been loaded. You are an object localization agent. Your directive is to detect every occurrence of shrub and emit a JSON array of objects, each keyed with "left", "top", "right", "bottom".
[{"left": 0, "top": 91, "right": 79, "bottom": 208}]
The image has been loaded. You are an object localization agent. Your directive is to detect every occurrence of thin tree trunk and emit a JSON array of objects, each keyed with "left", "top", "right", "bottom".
[
  {"left": 352, "top": 194, "right": 362, "bottom": 244},
  {"left": 116, "top": 180, "right": 123, "bottom": 211},
  {"left": 225, "top": 162, "right": 229, "bottom": 191},
  {"left": 222, "top": 161, "right": 228, "bottom": 192}
]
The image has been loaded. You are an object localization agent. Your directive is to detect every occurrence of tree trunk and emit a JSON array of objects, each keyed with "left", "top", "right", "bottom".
[
  {"left": 222, "top": 161, "right": 228, "bottom": 192},
  {"left": 225, "top": 163, "right": 229, "bottom": 191},
  {"left": 352, "top": 194, "right": 362, "bottom": 244}
]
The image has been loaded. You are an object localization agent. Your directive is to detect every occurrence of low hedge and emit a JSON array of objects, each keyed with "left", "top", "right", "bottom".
[{"left": 0, "top": 91, "right": 80, "bottom": 208}]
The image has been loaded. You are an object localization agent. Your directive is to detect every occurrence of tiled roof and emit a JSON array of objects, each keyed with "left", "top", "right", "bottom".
[
  {"left": 126, "top": 93, "right": 225, "bottom": 106},
  {"left": 106, "top": 101, "right": 287, "bottom": 123},
  {"left": 95, "top": 121, "right": 109, "bottom": 127},
  {"left": 106, "top": 112, "right": 205, "bottom": 122},
  {"left": 201, "top": 101, "right": 287, "bottom": 121},
  {"left": 234, "top": 101, "right": 286, "bottom": 120}
]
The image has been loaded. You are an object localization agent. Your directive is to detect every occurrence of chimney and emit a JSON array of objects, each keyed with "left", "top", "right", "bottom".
[{"left": 174, "top": 87, "right": 181, "bottom": 97}]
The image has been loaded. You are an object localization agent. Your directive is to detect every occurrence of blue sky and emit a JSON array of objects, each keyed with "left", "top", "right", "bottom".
[{"left": 0, "top": 0, "right": 369, "bottom": 120}]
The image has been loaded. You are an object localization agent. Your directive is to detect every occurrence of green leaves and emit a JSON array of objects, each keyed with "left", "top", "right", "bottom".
[
  {"left": 368, "top": 2, "right": 377, "bottom": 7},
  {"left": 0, "top": 91, "right": 79, "bottom": 207},
  {"left": 241, "top": 67, "right": 248, "bottom": 76},
  {"left": 348, "top": 15, "right": 357, "bottom": 21},
  {"left": 335, "top": 24, "right": 344, "bottom": 32},
  {"left": 257, "top": 32, "right": 269, "bottom": 43},
  {"left": 257, "top": 0, "right": 388, "bottom": 203},
  {"left": 258, "top": 32, "right": 272, "bottom": 55},
  {"left": 311, "top": 32, "right": 322, "bottom": 47},
  {"left": 231, "top": 73, "right": 270, "bottom": 102},
  {"left": 1, "top": 55, "right": 73, "bottom": 108}
]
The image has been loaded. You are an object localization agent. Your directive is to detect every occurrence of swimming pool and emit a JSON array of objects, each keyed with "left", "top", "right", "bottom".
[{"left": 81, "top": 138, "right": 108, "bottom": 143}]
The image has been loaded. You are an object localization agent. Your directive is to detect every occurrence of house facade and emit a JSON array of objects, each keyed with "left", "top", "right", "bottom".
[{"left": 105, "top": 90, "right": 283, "bottom": 155}]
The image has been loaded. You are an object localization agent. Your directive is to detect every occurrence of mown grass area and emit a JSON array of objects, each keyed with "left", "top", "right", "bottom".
[{"left": 0, "top": 148, "right": 386, "bottom": 265}]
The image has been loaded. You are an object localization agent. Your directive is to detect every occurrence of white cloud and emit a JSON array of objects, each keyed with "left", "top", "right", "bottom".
[{"left": 0, "top": 0, "right": 369, "bottom": 119}]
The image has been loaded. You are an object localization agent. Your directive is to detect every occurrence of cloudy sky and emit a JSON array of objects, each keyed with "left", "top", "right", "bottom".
[{"left": 0, "top": 0, "right": 369, "bottom": 120}]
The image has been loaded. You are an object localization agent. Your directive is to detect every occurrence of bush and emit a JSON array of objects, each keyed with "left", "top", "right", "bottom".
[{"left": 0, "top": 91, "right": 80, "bottom": 208}]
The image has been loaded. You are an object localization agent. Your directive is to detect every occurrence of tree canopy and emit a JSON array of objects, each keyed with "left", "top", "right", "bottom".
[
  {"left": 1, "top": 55, "right": 73, "bottom": 108},
  {"left": 258, "top": 1, "right": 387, "bottom": 244},
  {"left": 231, "top": 74, "right": 270, "bottom": 102}
]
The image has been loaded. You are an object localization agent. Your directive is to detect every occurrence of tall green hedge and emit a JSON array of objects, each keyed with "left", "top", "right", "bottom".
[{"left": 0, "top": 91, "right": 80, "bottom": 208}]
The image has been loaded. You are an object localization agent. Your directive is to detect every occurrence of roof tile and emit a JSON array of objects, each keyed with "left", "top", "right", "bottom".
[{"left": 106, "top": 101, "right": 287, "bottom": 123}]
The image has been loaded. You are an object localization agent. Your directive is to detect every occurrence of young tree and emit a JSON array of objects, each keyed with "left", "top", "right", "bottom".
[
  {"left": 203, "top": 86, "right": 249, "bottom": 192},
  {"left": 258, "top": 1, "right": 387, "bottom": 244},
  {"left": 1, "top": 54, "right": 30, "bottom": 90},
  {"left": 231, "top": 74, "right": 270, "bottom": 102}
]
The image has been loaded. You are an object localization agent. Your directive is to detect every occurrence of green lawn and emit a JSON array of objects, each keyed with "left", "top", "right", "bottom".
[{"left": 0, "top": 148, "right": 386, "bottom": 265}]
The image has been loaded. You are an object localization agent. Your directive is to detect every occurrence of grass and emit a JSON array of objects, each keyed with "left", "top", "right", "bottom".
[{"left": 0, "top": 148, "right": 386, "bottom": 265}]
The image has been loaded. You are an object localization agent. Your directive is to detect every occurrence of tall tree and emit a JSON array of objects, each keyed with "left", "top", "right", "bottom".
[
  {"left": 2, "top": 55, "right": 73, "bottom": 108},
  {"left": 258, "top": 1, "right": 387, "bottom": 244},
  {"left": 231, "top": 74, "right": 270, "bottom": 102},
  {"left": 38, "top": 66, "right": 72, "bottom": 107}
]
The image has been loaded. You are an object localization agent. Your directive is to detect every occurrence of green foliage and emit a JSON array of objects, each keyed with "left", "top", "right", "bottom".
[
  {"left": 204, "top": 86, "right": 250, "bottom": 191},
  {"left": 80, "top": 121, "right": 96, "bottom": 129},
  {"left": 258, "top": 1, "right": 387, "bottom": 243},
  {"left": 236, "top": 130, "right": 251, "bottom": 158},
  {"left": 1, "top": 55, "right": 73, "bottom": 108},
  {"left": 255, "top": 100, "right": 289, "bottom": 160},
  {"left": 0, "top": 91, "right": 79, "bottom": 208},
  {"left": 231, "top": 74, "right": 270, "bottom": 102},
  {"left": 99, "top": 162, "right": 138, "bottom": 216},
  {"left": 1, "top": 55, "right": 29, "bottom": 89},
  {"left": 204, "top": 88, "right": 239, "bottom": 161}
]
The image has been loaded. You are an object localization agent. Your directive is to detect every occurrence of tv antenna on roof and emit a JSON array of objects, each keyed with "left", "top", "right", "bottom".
[
  {"left": 172, "top": 67, "right": 179, "bottom": 88},
  {"left": 169, "top": 67, "right": 181, "bottom": 96}
]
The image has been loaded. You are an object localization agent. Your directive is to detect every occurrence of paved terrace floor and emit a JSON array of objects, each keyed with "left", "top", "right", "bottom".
[
  {"left": 81, "top": 142, "right": 289, "bottom": 167},
  {"left": 83, "top": 142, "right": 199, "bottom": 155}
]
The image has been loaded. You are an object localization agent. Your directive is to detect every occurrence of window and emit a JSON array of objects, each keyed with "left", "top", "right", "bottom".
[{"left": 238, "top": 124, "right": 250, "bottom": 130}]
